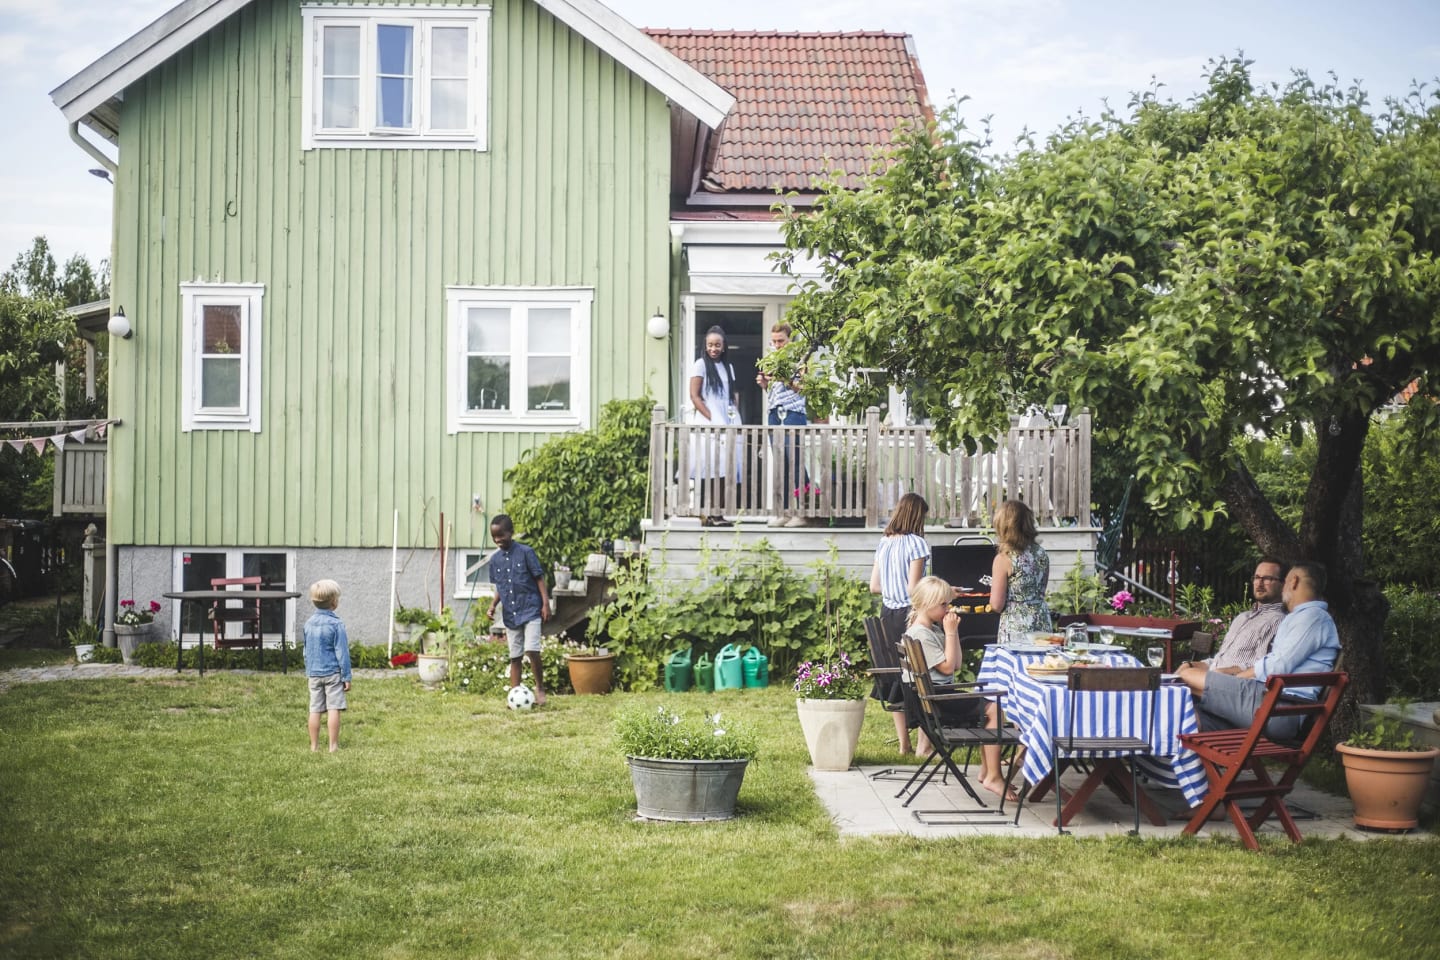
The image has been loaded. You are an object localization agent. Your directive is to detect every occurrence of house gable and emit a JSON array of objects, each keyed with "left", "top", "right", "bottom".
[{"left": 52, "top": 0, "right": 734, "bottom": 144}]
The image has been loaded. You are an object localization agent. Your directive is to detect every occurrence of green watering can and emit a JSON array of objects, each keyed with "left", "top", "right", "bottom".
[
  {"left": 664, "top": 646, "right": 693, "bottom": 693},
  {"left": 693, "top": 651, "right": 715, "bottom": 693},
  {"left": 741, "top": 647, "right": 769, "bottom": 688},
  {"left": 714, "top": 643, "right": 744, "bottom": 691}
]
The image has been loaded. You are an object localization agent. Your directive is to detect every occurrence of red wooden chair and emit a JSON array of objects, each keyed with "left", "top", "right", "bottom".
[
  {"left": 209, "top": 576, "right": 266, "bottom": 667},
  {"left": 1179, "top": 671, "right": 1348, "bottom": 850}
]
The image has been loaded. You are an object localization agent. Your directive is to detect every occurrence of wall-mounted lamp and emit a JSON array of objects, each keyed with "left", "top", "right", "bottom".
[
  {"left": 646, "top": 306, "right": 668, "bottom": 339},
  {"left": 107, "top": 306, "right": 132, "bottom": 340},
  {"left": 88, "top": 168, "right": 113, "bottom": 184}
]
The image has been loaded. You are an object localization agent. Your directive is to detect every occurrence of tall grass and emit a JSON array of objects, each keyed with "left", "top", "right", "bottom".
[{"left": 1, "top": 676, "right": 1435, "bottom": 959}]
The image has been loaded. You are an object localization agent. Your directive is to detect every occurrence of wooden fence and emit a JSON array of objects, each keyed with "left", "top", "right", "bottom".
[{"left": 648, "top": 406, "right": 1091, "bottom": 527}]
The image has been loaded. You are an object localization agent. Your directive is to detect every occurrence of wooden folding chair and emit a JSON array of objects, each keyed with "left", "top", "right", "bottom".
[
  {"left": 1179, "top": 671, "right": 1348, "bottom": 850},
  {"left": 1187, "top": 631, "right": 1216, "bottom": 659},
  {"left": 898, "top": 636, "right": 1019, "bottom": 822},
  {"left": 209, "top": 576, "right": 268, "bottom": 668}
]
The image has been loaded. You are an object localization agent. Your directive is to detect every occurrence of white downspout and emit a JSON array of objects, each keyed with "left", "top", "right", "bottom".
[{"left": 69, "top": 122, "right": 117, "bottom": 178}]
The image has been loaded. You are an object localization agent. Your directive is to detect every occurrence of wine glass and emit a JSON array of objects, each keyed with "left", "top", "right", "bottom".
[{"left": 1146, "top": 646, "right": 1165, "bottom": 668}]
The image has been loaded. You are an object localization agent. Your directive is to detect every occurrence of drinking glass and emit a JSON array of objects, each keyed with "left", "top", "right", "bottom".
[
  {"left": 1146, "top": 646, "right": 1165, "bottom": 668},
  {"left": 1099, "top": 626, "right": 1116, "bottom": 646}
]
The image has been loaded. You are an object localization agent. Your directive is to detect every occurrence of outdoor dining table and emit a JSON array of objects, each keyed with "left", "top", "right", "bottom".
[
  {"left": 977, "top": 645, "right": 1209, "bottom": 826},
  {"left": 162, "top": 589, "right": 301, "bottom": 677}
]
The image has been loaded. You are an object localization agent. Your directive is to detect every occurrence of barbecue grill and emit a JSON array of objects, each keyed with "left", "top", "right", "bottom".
[{"left": 931, "top": 537, "right": 1001, "bottom": 651}]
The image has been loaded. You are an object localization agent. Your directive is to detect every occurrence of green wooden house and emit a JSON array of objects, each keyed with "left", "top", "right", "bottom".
[{"left": 51, "top": 0, "right": 934, "bottom": 645}]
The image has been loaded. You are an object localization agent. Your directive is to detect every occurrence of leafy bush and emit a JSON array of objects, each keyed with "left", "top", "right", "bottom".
[
  {"left": 1381, "top": 585, "right": 1440, "bottom": 700},
  {"left": 614, "top": 704, "right": 758, "bottom": 760},
  {"left": 1046, "top": 556, "right": 1109, "bottom": 614},
  {"left": 589, "top": 539, "right": 872, "bottom": 691},
  {"left": 503, "top": 396, "right": 653, "bottom": 573},
  {"left": 445, "top": 635, "right": 575, "bottom": 696},
  {"left": 85, "top": 644, "right": 122, "bottom": 663}
]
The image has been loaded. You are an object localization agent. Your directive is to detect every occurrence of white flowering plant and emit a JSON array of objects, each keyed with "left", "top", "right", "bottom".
[{"left": 615, "top": 705, "right": 759, "bottom": 761}]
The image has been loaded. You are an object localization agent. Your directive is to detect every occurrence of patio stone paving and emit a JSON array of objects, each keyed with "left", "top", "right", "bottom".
[{"left": 811, "top": 762, "right": 1429, "bottom": 842}]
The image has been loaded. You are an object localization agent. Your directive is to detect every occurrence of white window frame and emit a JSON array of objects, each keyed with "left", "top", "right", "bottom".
[
  {"left": 446, "top": 286, "right": 594, "bottom": 432},
  {"left": 170, "top": 549, "right": 297, "bottom": 647},
  {"left": 301, "top": 4, "right": 490, "bottom": 150},
  {"left": 454, "top": 548, "right": 496, "bottom": 601},
  {"left": 180, "top": 282, "right": 265, "bottom": 433}
]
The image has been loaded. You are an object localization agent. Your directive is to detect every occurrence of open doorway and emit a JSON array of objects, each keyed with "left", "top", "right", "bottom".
[{"left": 693, "top": 308, "right": 765, "bottom": 424}]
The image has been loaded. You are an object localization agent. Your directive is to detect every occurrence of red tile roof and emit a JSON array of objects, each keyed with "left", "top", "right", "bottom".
[{"left": 645, "top": 30, "right": 932, "bottom": 195}]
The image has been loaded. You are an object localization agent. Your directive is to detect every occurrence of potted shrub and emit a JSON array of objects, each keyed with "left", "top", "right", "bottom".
[
  {"left": 393, "top": 605, "right": 431, "bottom": 645},
  {"left": 559, "top": 628, "right": 615, "bottom": 695},
  {"left": 416, "top": 607, "right": 456, "bottom": 686},
  {"left": 1336, "top": 699, "right": 1440, "bottom": 831},
  {"left": 616, "top": 705, "right": 758, "bottom": 821},
  {"left": 114, "top": 599, "right": 162, "bottom": 665},
  {"left": 793, "top": 650, "right": 870, "bottom": 771},
  {"left": 68, "top": 620, "right": 100, "bottom": 663}
]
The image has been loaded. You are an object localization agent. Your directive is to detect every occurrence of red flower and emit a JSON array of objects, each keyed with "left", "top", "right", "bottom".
[{"left": 390, "top": 652, "right": 418, "bottom": 668}]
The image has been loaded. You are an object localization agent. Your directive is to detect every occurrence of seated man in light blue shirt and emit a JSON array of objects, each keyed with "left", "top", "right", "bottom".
[{"left": 1176, "top": 561, "right": 1340, "bottom": 738}]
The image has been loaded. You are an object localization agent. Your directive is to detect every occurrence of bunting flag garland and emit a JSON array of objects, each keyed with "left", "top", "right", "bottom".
[{"left": 1, "top": 420, "right": 116, "bottom": 455}]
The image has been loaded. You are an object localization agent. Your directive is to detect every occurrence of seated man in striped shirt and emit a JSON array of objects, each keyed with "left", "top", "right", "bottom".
[{"left": 1188, "top": 558, "right": 1288, "bottom": 674}]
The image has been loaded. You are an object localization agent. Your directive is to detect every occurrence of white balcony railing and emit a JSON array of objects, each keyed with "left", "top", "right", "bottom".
[{"left": 648, "top": 406, "right": 1091, "bottom": 528}]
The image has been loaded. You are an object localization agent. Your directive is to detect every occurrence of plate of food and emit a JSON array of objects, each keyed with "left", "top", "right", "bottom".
[
  {"left": 1024, "top": 653, "right": 1076, "bottom": 677},
  {"left": 1026, "top": 631, "right": 1066, "bottom": 646},
  {"left": 1002, "top": 643, "right": 1053, "bottom": 654}
]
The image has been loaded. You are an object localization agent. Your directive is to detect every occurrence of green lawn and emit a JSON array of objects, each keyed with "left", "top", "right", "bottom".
[{"left": 1, "top": 675, "right": 1435, "bottom": 960}]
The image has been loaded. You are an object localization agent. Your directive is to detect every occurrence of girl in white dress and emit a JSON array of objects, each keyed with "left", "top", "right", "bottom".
[{"left": 688, "top": 326, "right": 740, "bottom": 525}]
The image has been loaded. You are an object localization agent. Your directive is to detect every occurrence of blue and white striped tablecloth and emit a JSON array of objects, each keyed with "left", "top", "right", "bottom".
[{"left": 978, "top": 646, "right": 1208, "bottom": 807}]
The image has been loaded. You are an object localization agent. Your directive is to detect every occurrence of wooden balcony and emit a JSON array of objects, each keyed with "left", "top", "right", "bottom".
[{"left": 648, "top": 406, "right": 1091, "bottom": 528}]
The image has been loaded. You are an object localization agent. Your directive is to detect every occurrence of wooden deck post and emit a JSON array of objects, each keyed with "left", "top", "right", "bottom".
[
  {"left": 650, "top": 405, "right": 667, "bottom": 524},
  {"left": 864, "top": 406, "right": 881, "bottom": 528}
]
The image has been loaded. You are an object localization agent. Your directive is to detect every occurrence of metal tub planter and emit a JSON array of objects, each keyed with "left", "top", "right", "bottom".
[{"left": 625, "top": 757, "right": 750, "bottom": 821}]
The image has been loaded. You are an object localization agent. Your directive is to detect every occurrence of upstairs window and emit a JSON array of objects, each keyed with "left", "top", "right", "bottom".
[
  {"left": 180, "top": 282, "right": 264, "bottom": 432},
  {"left": 302, "top": 5, "right": 489, "bottom": 150},
  {"left": 446, "top": 287, "right": 593, "bottom": 432}
]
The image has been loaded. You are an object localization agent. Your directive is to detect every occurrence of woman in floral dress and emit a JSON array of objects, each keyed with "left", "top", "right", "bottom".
[{"left": 990, "top": 500, "right": 1052, "bottom": 645}]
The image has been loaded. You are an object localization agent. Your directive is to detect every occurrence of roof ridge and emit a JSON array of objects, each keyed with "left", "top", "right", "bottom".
[{"left": 642, "top": 29, "right": 913, "bottom": 39}]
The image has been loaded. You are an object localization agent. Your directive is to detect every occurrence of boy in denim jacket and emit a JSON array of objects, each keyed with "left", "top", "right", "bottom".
[{"left": 304, "top": 579, "right": 352, "bottom": 752}]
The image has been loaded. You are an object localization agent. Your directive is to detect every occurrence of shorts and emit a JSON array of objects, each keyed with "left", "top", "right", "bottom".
[
  {"left": 308, "top": 673, "right": 347, "bottom": 713},
  {"left": 506, "top": 619, "right": 543, "bottom": 658}
]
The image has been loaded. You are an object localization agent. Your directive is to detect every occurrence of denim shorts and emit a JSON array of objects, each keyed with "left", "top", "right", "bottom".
[{"left": 308, "top": 673, "right": 347, "bottom": 713}]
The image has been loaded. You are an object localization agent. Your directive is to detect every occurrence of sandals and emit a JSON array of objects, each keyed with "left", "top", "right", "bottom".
[{"left": 701, "top": 516, "right": 732, "bottom": 527}]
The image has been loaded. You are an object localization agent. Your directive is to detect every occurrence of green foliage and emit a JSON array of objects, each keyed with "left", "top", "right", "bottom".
[
  {"left": 1362, "top": 419, "right": 1440, "bottom": 589},
  {"left": 792, "top": 653, "right": 869, "bottom": 700},
  {"left": 614, "top": 703, "right": 759, "bottom": 761},
  {"left": 1380, "top": 585, "right": 1440, "bottom": 700},
  {"left": 392, "top": 605, "right": 432, "bottom": 626},
  {"left": 588, "top": 540, "right": 873, "bottom": 691},
  {"left": 445, "top": 635, "right": 576, "bottom": 696},
  {"left": 502, "top": 396, "right": 653, "bottom": 573},
  {"left": 422, "top": 606, "right": 460, "bottom": 657},
  {"left": 85, "top": 644, "right": 122, "bottom": 663},
  {"left": 1046, "top": 556, "right": 1109, "bottom": 614},
  {"left": 65, "top": 619, "right": 100, "bottom": 647},
  {"left": 1345, "top": 698, "right": 1420, "bottom": 751}
]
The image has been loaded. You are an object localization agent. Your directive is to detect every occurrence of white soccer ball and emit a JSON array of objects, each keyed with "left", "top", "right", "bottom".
[{"left": 507, "top": 684, "right": 536, "bottom": 710}]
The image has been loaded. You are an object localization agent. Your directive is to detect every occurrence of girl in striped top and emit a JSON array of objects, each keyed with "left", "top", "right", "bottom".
[{"left": 869, "top": 492, "right": 930, "bottom": 754}]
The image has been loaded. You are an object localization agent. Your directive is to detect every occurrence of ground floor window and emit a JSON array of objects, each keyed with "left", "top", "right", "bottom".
[
  {"left": 171, "top": 549, "right": 295, "bottom": 642},
  {"left": 454, "top": 548, "right": 495, "bottom": 601}
]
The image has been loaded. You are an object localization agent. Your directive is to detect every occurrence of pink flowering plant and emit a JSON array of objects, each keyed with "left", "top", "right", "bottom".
[
  {"left": 116, "top": 599, "right": 161, "bottom": 626},
  {"left": 1108, "top": 590, "right": 1136, "bottom": 612},
  {"left": 793, "top": 650, "right": 868, "bottom": 700}
]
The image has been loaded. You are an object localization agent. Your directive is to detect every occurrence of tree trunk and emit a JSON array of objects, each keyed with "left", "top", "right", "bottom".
[{"left": 1219, "top": 414, "right": 1384, "bottom": 741}]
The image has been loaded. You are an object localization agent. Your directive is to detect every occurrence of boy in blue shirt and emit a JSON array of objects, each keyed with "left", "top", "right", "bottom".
[
  {"left": 303, "top": 579, "right": 352, "bottom": 752},
  {"left": 486, "top": 515, "right": 551, "bottom": 705}
]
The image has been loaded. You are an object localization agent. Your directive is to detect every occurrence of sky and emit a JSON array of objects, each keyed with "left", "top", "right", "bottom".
[{"left": 1, "top": 0, "right": 1438, "bottom": 274}]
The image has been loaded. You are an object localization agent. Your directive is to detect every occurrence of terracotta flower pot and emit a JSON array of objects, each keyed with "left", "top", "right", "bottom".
[
  {"left": 567, "top": 653, "right": 615, "bottom": 695},
  {"left": 1336, "top": 742, "right": 1440, "bottom": 830}
]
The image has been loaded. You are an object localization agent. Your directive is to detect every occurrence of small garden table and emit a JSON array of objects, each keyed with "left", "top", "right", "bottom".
[{"left": 163, "top": 589, "right": 301, "bottom": 677}]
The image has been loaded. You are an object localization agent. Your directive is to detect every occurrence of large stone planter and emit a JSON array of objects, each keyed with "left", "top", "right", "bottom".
[
  {"left": 626, "top": 756, "right": 750, "bottom": 821},
  {"left": 566, "top": 653, "right": 615, "bottom": 695},
  {"left": 114, "top": 623, "right": 155, "bottom": 665},
  {"left": 1336, "top": 742, "right": 1440, "bottom": 830},
  {"left": 796, "top": 698, "right": 867, "bottom": 771}
]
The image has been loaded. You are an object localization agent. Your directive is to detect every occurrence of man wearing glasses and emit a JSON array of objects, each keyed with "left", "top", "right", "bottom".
[
  {"left": 1178, "top": 561, "right": 1340, "bottom": 737},
  {"left": 1187, "top": 559, "right": 1289, "bottom": 674}
]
